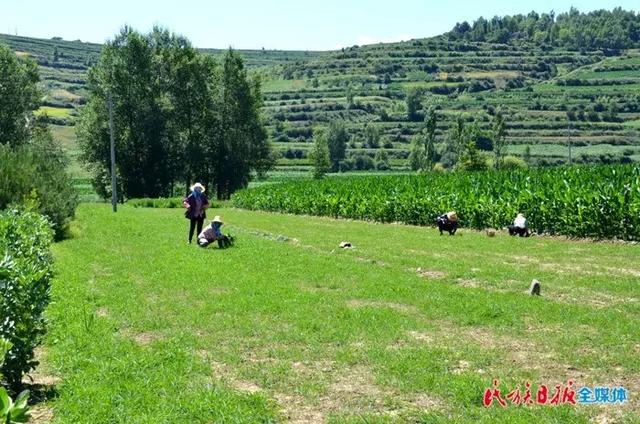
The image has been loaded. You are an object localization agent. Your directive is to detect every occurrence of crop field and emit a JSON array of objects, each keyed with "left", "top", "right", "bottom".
[
  {"left": 35, "top": 106, "right": 74, "bottom": 119},
  {"left": 30, "top": 204, "right": 638, "bottom": 423},
  {"left": 233, "top": 165, "right": 640, "bottom": 240}
]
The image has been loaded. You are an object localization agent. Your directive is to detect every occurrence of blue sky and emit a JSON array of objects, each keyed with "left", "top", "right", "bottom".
[{"left": 2, "top": 1, "right": 638, "bottom": 50}]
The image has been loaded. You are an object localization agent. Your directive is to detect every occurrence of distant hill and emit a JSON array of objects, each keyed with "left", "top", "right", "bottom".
[{"left": 1, "top": 7, "right": 639, "bottom": 175}]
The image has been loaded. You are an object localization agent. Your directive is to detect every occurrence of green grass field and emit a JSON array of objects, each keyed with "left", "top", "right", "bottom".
[
  {"left": 35, "top": 106, "right": 74, "bottom": 119},
  {"left": 35, "top": 204, "right": 639, "bottom": 423}
]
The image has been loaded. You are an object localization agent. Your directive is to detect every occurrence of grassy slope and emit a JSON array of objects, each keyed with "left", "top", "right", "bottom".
[{"left": 42, "top": 204, "right": 639, "bottom": 423}]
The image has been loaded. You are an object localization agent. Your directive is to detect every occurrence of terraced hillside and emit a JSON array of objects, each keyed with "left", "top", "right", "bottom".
[
  {"left": 262, "top": 39, "right": 640, "bottom": 171},
  {"left": 1, "top": 19, "right": 639, "bottom": 176}
]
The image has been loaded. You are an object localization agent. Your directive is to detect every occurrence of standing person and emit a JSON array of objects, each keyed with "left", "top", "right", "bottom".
[
  {"left": 508, "top": 213, "right": 530, "bottom": 237},
  {"left": 183, "top": 183, "right": 209, "bottom": 244}
]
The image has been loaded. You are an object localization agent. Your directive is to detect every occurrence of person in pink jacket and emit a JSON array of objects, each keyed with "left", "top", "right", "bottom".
[
  {"left": 198, "top": 216, "right": 232, "bottom": 248},
  {"left": 183, "top": 183, "right": 209, "bottom": 244}
]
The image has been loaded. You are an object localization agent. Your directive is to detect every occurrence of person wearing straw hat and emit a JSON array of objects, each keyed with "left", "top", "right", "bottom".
[
  {"left": 198, "top": 216, "right": 232, "bottom": 248},
  {"left": 183, "top": 182, "right": 210, "bottom": 244},
  {"left": 436, "top": 211, "right": 458, "bottom": 235},
  {"left": 508, "top": 213, "right": 530, "bottom": 237}
]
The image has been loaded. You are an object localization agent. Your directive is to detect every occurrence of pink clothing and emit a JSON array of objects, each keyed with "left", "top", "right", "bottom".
[{"left": 198, "top": 224, "right": 220, "bottom": 242}]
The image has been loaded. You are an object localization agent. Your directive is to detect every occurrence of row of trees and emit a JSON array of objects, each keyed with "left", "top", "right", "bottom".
[
  {"left": 0, "top": 43, "right": 77, "bottom": 237},
  {"left": 78, "top": 27, "right": 273, "bottom": 200},
  {"left": 450, "top": 8, "right": 640, "bottom": 51},
  {"left": 309, "top": 109, "right": 508, "bottom": 178},
  {"left": 409, "top": 109, "right": 507, "bottom": 172}
]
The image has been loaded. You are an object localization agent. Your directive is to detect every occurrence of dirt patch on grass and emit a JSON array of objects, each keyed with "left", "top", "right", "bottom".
[
  {"left": 415, "top": 268, "right": 445, "bottom": 279},
  {"left": 277, "top": 364, "right": 442, "bottom": 423},
  {"left": 452, "top": 360, "right": 471, "bottom": 375},
  {"left": 198, "top": 352, "right": 264, "bottom": 395},
  {"left": 404, "top": 321, "right": 592, "bottom": 383},
  {"left": 407, "top": 331, "right": 434, "bottom": 343},
  {"left": 456, "top": 278, "right": 481, "bottom": 288},
  {"left": 405, "top": 393, "right": 442, "bottom": 410},
  {"left": 275, "top": 393, "right": 325, "bottom": 423},
  {"left": 354, "top": 257, "right": 388, "bottom": 267},
  {"left": 96, "top": 307, "right": 108, "bottom": 317},
  {"left": 604, "top": 266, "right": 640, "bottom": 278},
  {"left": 553, "top": 290, "right": 636, "bottom": 309},
  {"left": 241, "top": 228, "right": 300, "bottom": 245},
  {"left": 209, "top": 287, "right": 231, "bottom": 295},
  {"left": 347, "top": 299, "right": 419, "bottom": 314},
  {"left": 120, "top": 329, "right": 165, "bottom": 346},
  {"left": 29, "top": 405, "right": 54, "bottom": 423},
  {"left": 24, "top": 373, "right": 61, "bottom": 387},
  {"left": 291, "top": 360, "right": 335, "bottom": 375}
]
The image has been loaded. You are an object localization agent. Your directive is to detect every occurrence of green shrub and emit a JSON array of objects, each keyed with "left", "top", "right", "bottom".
[
  {"left": 0, "top": 338, "right": 30, "bottom": 423},
  {"left": 0, "top": 387, "right": 29, "bottom": 423},
  {"left": 0, "top": 208, "right": 53, "bottom": 391},
  {"left": 431, "top": 163, "right": 446, "bottom": 173},
  {"left": 0, "top": 136, "right": 77, "bottom": 239},
  {"left": 502, "top": 156, "right": 529, "bottom": 170}
]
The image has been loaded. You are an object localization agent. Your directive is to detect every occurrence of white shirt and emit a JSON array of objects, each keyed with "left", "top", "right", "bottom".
[{"left": 514, "top": 216, "right": 527, "bottom": 229}]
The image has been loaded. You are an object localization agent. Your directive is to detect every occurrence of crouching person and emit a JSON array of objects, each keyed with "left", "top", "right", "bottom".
[
  {"left": 508, "top": 213, "right": 530, "bottom": 237},
  {"left": 437, "top": 211, "right": 458, "bottom": 235},
  {"left": 198, "top": 216, "right": 232, "bottom": 248}
]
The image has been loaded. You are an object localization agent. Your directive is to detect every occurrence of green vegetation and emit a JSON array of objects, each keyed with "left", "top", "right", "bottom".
[
  {"left": 0, "top": 139, "right": 78, "bottom": 238},
  {"left": 449, "top": 8, "right": 640, "bottom": 51},
  {"left": 0, "top": 44, "right": 40, "bottom": 146},
  {"left": 3, "top": 8, "right": 640, "bottom": 177},
  {"left": 1, "top": 340, "right": 30, "bottom": 424},
  {"left": 39, "top": 204, "right": 639, "bottom": 422},
  {"left": 78, "top": 27, "right": 272, "bottom": 200},
  {"left": 4, "top": 7, "right": 638, "bottom": 423},
  {"left": 233, "top": 165, "right": 640, "bottom": 240},
  {"left": 0, "top": 44, "right": 77, "bottom": 237},
  {"left": 35, "top": 106, "right": 74, "bottom": 119},
  {"left": 0, "top": 208, "right": 54, "bottom": 391}
]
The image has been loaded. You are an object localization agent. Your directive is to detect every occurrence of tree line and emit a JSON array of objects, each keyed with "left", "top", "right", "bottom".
[
  {"left": 309, "top": 107, "right": 511, "bottom": 178},
  {"left": 0, "top": 43, "right": 77, "bottom": 237},
  {"left": 449, "top": 8, "right": 640, "bottom": 52},
  {"left": 78, "top": 27, "right": 273, "bottom": 200}
]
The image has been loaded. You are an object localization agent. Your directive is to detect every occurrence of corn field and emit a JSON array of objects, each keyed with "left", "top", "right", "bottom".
[{"left": 233, "top": 165, "right": 640, "bottom": 240}]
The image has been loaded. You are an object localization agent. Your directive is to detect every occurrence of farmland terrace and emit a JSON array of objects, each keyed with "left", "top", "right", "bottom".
[{"left": 1, "top": 26, "right": 640, "bottom": 175}]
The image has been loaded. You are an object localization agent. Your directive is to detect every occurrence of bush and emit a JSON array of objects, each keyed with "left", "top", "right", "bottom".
[
  {"left": 0, "top": 339, "right": 31, "bottom": 422},
  {"left": 0, "top": 135, "right": 77, "bottom": 239},
  {"left": 353, "top": 154, "right": 375, "bottom": 171},
  {"left": 432, "top": 163, "right": 446, "bottom": 173},
  {"left": 502, "top": 156, "right": 529, "bottom": 170},
  {"left": 0, "top": 208, "right": 53, "bottom": 391}
]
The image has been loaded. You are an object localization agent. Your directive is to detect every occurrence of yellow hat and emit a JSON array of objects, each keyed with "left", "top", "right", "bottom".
[{"left": 213, "top": 216, "right": 223, "bottom": 224}]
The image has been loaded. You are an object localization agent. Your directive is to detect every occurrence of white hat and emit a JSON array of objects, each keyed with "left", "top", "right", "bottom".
[
  {"left": 213, "top": 216, "right": 223, "bottom": 224},
  {"left": 446, "top": 211, "right": 458, "bottom": 222},
  {"left": 190, "top": 182, "right": 205, "bottom": 193}
]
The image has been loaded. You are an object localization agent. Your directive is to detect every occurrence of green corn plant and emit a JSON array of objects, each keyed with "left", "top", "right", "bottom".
[{"left": 232, "top": 165, "right": 640, "bottom": 240}]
